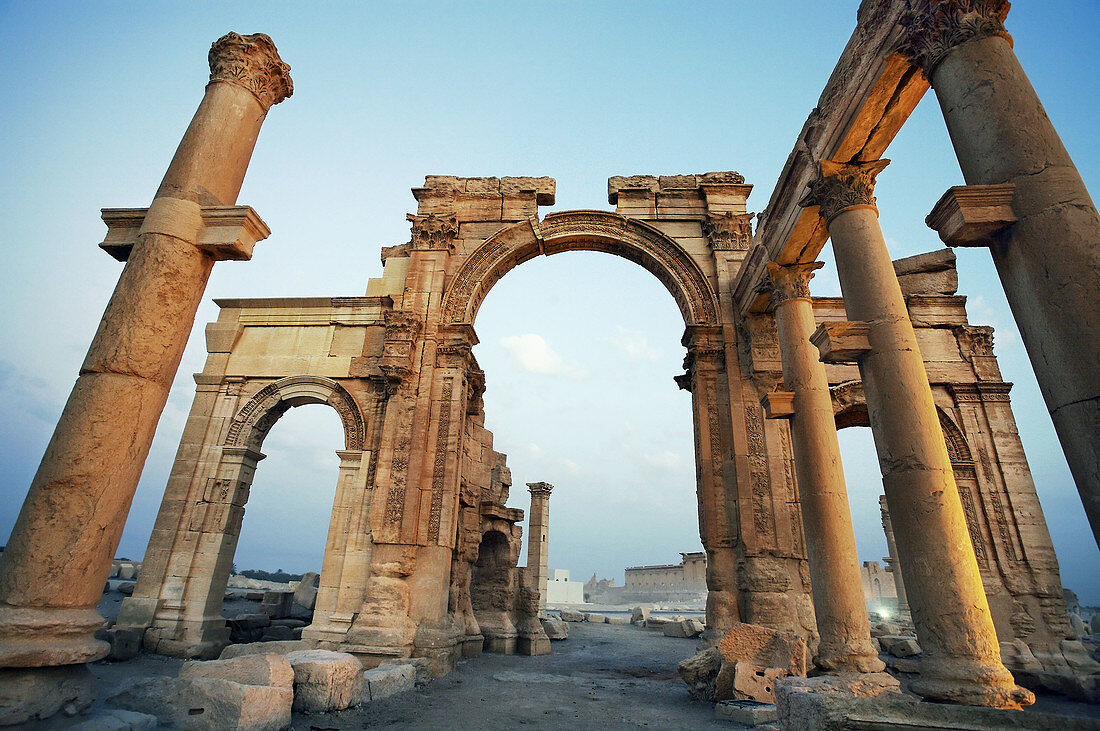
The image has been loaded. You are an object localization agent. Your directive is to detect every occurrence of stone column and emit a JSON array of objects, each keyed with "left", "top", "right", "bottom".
[
  {"left": 525, "top": 482, "right": 553, "bottom": 617},
  {"left": 801, "top": 160, "right": 1032, "bottom": 709},
  {"left": 0, "top": 31, "right": 291, "bottom": 685},
  {"left": 766, "top": 262, "right": 883, "bottom": 674},
  {"left": 878, "top": 495, "right": 909, "bottom": 616},
  {"left": 900, "top": 1, "right": 1100, "bottom": 547}
]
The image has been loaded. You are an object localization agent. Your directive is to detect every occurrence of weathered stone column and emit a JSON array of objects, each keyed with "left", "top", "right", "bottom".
[
  {"left": 801, "top": 160, "right": 1032, "bottom": 709},
  {"left": 766, "top": 262, "right": 883, "bottom": 674},
  {"left": 0, "top": 31, "right": 291, "bottom": 688},
  {"left": 878, "top": 495, "right": 909, "bottom": 617},
  {"left": 525, "top": 482, "right": 553, "bottom": 618},
  {"left": 900, "top": 1, "right": 1100, "bottom": 547}
]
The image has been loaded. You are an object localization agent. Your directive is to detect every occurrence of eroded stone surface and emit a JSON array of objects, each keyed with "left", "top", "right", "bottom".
[
  {"left": 285, "top": 649, "right": 363, "bottom": 712},
  {"left": 105, "top": 676, "right": 291, "bottom": 730}
]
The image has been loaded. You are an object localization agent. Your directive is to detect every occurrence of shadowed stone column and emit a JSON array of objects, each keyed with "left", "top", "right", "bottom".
[
  {"left": 526, "top": 482, "right": 553, "bottom": 617},
  {"left": 766, "top": 262, "right": 884, "bottom": 674},
  {"left": 0, "top": 31, "right": 291, "bottom": 694},
  {"left": 801, "top": 160, "right": 1032, "bottom": 709},
  {"left": 900, "top": 1, "right": 1100, "bottom": 547},
  {"left": 878, "top": 495, "right": 909, "bottom": 617}
]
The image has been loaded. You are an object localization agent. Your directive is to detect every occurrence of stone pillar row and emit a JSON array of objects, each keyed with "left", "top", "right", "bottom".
[
  {"left": 0, "top": 31, "right": 292, "bottom": 717},
  {"left": 799, "top": 159, "right": 1033, "bottom": 709}
]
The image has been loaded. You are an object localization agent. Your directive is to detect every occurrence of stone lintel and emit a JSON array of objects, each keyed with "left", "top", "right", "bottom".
[
  {"left": 100, "top": 205, "right": 270, "bottom": 262},
  {"left": 892, "top": 248, "right": 956, "bottom": 276},
  {"left": 607, "top": 171, "right": 748, "bottom": 206},
  {"left": 760, "top": 391, "right": 796, "bottom": 420},
  {"left": 811, "top": 321, "right": 871, "bottom": 363},
  {"left": 926, "top": 184, "right": 1016, "bottom": 247},
  {"left": 413, "top": 176, "right": 556, "bottom": 209},
  {"left": 480, "top": 503, "right": 524, "bottom": 524}
]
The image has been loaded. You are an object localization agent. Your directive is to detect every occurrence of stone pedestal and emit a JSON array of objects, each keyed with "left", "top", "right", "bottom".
[
  {"left": 901, "top": 1, "right": 1100, "bottom": 547},
  {"left": 0, "top": 31, "right": 291, "bottom": 719},
  {"left": 801, "top": 159, "right": 1032, "bottom": 709},
  {"left": 766, "top": 262, "right": 883, "bottom": 674}
]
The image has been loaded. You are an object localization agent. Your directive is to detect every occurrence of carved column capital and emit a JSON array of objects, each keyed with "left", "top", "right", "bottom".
[
  {"left": 702, "top": 212, "right": 755, "bottom": 251},
  {"left": 407, "top": 212, "right": 459, "bottom": 251},
  {"left": 208, "top": 32, "right": 293, "bottom": 111},
  {"left": 898, "top": 0, "right": 1012, "bottom": 78},
  {"left": 526, "top": 482, "right": 554, "bottom": 498},
  {"left": 766, "top": 261, "right": 823, "bottom": 307},
  {"left": 800, "top": 160, "right": 890, "bottom": 225}
]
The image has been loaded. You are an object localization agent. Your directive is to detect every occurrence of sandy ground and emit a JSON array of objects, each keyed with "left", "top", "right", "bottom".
[{"left": 88, "top": 588, "right": 1100, "bottom": 730}]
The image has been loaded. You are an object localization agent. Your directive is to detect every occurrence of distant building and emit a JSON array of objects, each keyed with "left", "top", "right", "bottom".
[
  {"left": 860, "top": 560, "right": 897, "bottom": 609},
  {"left": 624, "top": 552, "right": 707, "bottom": 593},
  {"left": 545, "top": 569, "right": 584, "bottom": 604}
]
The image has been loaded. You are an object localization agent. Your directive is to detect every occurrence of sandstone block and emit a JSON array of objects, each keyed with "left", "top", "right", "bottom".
[
  {"left": 663, "top": 618, "right": 704, "bottom": 638},
  {"left": 559, "top": 609, "right": 584, "bottom": 622},
  {"left": 676, "top": 646, "right": 723, "bottom": 701},
  {"left": 69, "top": 708, "right": 159, "bottom": 730},
  {"left": 877, "top": 635, "right": 921, "bottom": 658},
  {"left": 1069, "top": 613, "right": 1088, "bottom": 639},
  {"left": 293, "top": 572, "right": 319, "bottom": 611},
  {"left": 0, "top": 665, "right": 96, "bottom": 725},
  {"left": 645, "top": 616, "right": 671, "bottom": 630},
  {"left": 715, "top": 699, "right": 778, "bottom": 725},
  {"left": 363, "top": 664, "right": 415, "bottom": 701},
  {"left": 219, "top": 638, "right": 318, "bottom": 660},
  {"left": 718, "top": 622, "right": 807, "bottom": 677},
  {"left": 105, "top": 676, "right": 291, "bottom": 730},
  {"left": 118, "top": 563, "right": 137, "bottom": 580},
  {"left": 106, "top": 627, "right": 143, "bottom": 661},
  {"left": 584, "top": 613, "right": 607, "bottom": 623},
  {"left": 540, "top": 618, "right": 569, "bottom": 639},
  {"left": 118, "top": 582, "right": 135, "bottom": 596},
  {"left": 261, "top": 625, "right": 296, "bottom": 642},
  {"left": 607, "top": 616, "right": 631, "bottom": 625},
  {"left": 179, "top": 653, "right": 294, "bottom": 690},
  {"left": 732, "top": 662, "right": 787, "bottom": 703},
  {"left": 378, "top": 657, "right": 433, "bottom": 687},
  {"left": 285, "top": 649, "right": 363, "bottom": 712},
  {"left": 261, "top": 591, "right": 294, "bottom": 619},
  {"left": 776, "top": 674, "right": 903, "bottom": 731},
  {"left": 631, "top": 606, "right": 651, "bottom": 625}
]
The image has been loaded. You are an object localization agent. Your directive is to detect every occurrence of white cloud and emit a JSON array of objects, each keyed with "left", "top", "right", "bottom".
[
  {"left": 966, "top": 295, "right": 1019, "bottom": 349},
  {"left": 642, "top": 450, "right": 683, "bottom": 471},
  {"left": 607, "top": 326, "right": 662, "bottom": 362},
  {"left": 499, "top": 334, "right": 587, "bottom": 378}
]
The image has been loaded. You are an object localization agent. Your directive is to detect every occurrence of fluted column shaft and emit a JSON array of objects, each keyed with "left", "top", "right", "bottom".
[
  {"left": 0, "top": 33, "right": 292, "bottom": 668},
  {"left": 768, "top": 262, "right": 883, "bottom": 674},
  {"left": 802, "top": 160, "right": 1031, "bottom": 709},
  {"left": 902, "top": 1, "right": 1100, "bottom": 547}
]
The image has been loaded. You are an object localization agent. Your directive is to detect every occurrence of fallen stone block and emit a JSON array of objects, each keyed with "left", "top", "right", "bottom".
[
  {"left": 732, "top": 662, "right": 787, "bottom": 704},
  {"left": 663, "top": 618, "right": 704, "bottom": 638},
  {"left": 261, "top": 591, "right": 294, "bottom": 620},
  {"left": 230, "top": 613, "right": 272, "bottom": 631},
  {"left": 884, "top": 655, "right": 921, "bottom": 674},
  {"left": 363, "top": 664, "right": 415, "bottom": 702},
  {"left": 293, "top": 571, "right": 319, "bottom": 611},
  {"left": 607, "top": 615, "right": 631, "bottom": 625},
  {"left": 0, "top": 665, "right": 96, "bottom": 725},
  {"left": 285, "top": 649, "right": 363, "bottom": 712},
  {"left": 105, "top": 676, "right": 291, "bottom": 730},
  {"left": 1070, "top": 613, "right": 1088, "bottom": 639},
  {"left": 718, "top": 622, "right": 807, "bottom": 677},
  {"left": 584, "top": 613, "right": 607, "bottom": 623},
  {"left": 69, "top": 708, "right": 159, "bottom": 730},
  {"left": 118, "top": 582, "right": 135, "bottom": 596},
  {"left": 877, "top": 635, "right": 921, "bottom": 658},
  {"left": 540, "top": 617, "right": 569, "bottom": 640},
  {"left": 180, "top": 653, "right": 294, "bottom": 690},
  {"left": 715, "top": 699, "right": 777, "bottom": 725},
  {"left": 260, "top": 625, "right": 296, "bottom": 642},
  {"left": 645, "top": 616, "right": 671, "bottom": 630},
  {"left": 219, "top": 639, "right": 319, "bottom": 660},
  {"left": 270, "top": 618, "right": 307, "bottom": 628},
  {"left": 559, "top": 609, "right": 585, "bottom": 622},
  {"left": 378, "top": 657, "right": 433, "bottom": 687},
  {"left": 677, "top": 646, "right": 723, "bottom": 701},
  {"left": 106, "top": 627, "right": 143, "bottom": 661},
  {"left": 244, "top": 591, "right": 266, "bottom": 602},
  {"left": 776, "top": 674, "right": 903, "bottom": 730},
  {"left": 631, "top": 606, "right": 651, "bottom": 625}
]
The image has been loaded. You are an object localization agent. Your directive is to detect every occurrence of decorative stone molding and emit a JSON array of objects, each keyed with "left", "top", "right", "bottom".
[
  {"left": 760, "top": 391, "right": 796, "bottom": 420},
  {"left": 100, "top": 205, "right": 271, "bottom": 262},
  {"left": 926, "top": 184, "right": 1017, "bottom": 247},
  {"left": 526, "top": 482, "right": 553, "bottom": 498},
  {"left": 703, "top": 212, "right": 755, "bottom": 251},
  {"left": 950, "top": 382, "right": 1013, "bottom": 402},
  {"left": 766, "top": 261, "right": 823, "bottom": 307},
  {"left": 408, "top": 212, "right": 459, "bottom": 251},
  {"left": 954, "top": 325, "right": 995, "bottom": 360},
  {"left": 897, "top": 0, "right": 1012, "bottom": 78},
  {"left": 224, "top": 375, "right": 365, "bottom": 451},
  {"left": 800, "top": 159, "right": 890, "bottom": 225},
  {"left": 208, "top": 32, "right": 293, "bottom": 111},
  {"left": 379, "top": 311, "right": 423, "bottom": 390},
  {"left": 811, "top": 321, "right": 871, "bottom": 363}
]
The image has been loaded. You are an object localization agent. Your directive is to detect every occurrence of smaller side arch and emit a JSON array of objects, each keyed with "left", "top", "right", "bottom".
[{"left": 224, "top": 375, "right": 365, "bottom": 452}]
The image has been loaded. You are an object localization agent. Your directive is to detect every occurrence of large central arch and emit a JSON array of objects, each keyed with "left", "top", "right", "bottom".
[{"left": 441, "top": 210, "right": 720, "bottom": 327}]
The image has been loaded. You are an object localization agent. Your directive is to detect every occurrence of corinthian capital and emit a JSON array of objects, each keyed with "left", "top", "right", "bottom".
[
  {"left": 898, "top": 0, "right": 1012, "bottom": 78},
  {"left": 209, "top": 32, "right": 294, "bottom": 111},
  {"left": 800, "top": 159, "right": 890, "bottom": 225},
  {"left": 702, "top": 212, "right": 755, "bottom": 251},
  {"left": 766, "top": 261, "right": 823, "bottom": 307}
]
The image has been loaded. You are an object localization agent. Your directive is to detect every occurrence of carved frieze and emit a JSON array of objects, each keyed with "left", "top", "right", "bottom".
[
  {"left": 208, "top": 32, "right": 293, "bottom": 111},
  {"left": 408, "top": 212, "right": 459, "bottom": 251},
  {"left": 427, "top": 377, "right": 456, "bottom": 543},
  {"left": 702, "top": 212, "right": 754, "bottom": 251},
  {"left": 898, "top": 0, "right": 1012, "bottom": 78},
  {"left": 800, "top": 159, "right": 890, "bottom": 225}
]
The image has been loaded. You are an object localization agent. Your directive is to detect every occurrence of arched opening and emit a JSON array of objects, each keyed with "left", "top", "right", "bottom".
[{"left": 472, "top": 528, "right": 520, "bottom": 653}]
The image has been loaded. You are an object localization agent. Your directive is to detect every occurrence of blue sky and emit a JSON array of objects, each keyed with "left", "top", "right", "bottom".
[{"left": 1, "top": 2, "right": 1097, "bottom": 602}]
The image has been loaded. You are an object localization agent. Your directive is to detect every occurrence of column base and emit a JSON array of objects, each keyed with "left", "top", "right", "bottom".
[
  {"left": 461, "top": 635, "right": 484, "bottom": 657},
  {"left": 910, "top": 661, "right": 1035, "bottom": 709},
  {"left": 483, "top": 634, "right": 518, "bottom": 654},
  {"left": 0, "top": 606, "right": 108, "bottom": 667},
  {"left": 412, "top": 619, "right": 461, "bottom": 677},
  {"left": 143, "top": 619, "right": 228, "bottom": 660},
  {"left": 0, "top": 664, "right": 96, "bottom": 726},
  {"left": 517, "top": 635, "right": 551, "bottom": 656}
]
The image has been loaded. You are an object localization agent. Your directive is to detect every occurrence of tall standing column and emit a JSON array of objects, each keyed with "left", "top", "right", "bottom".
[
  {"left": 766, "top": 262, "right": 883, "bottom": 674},
  {"left": 900, "top": 1, "right": 1100, "bottom": 547},
  {"left": 878, "top": 495, "right": 909, "bottom": 617},
  {"left": 0, "top": 33, "right": 292, "bottom": 674},
  {"left": 526, "top": 482, "right": 553, "bottom": 617},
  {"left": 801, "top": 160, "right": 1032, "bottom": 709}
]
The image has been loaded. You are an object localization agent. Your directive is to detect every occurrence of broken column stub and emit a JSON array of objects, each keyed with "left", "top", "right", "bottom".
[
  {"left": 0, "top": 32, "right": 291, "bottom": 680},
  {"left": 800, "top": 158, "right": 1033, "bottom": 709}
]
